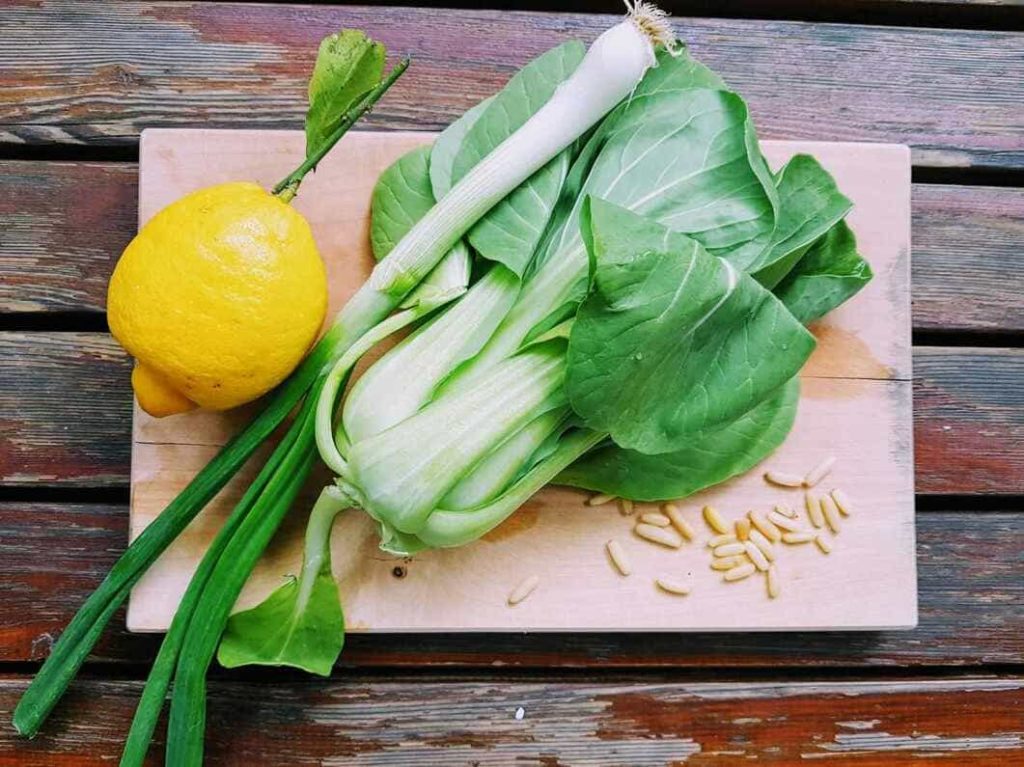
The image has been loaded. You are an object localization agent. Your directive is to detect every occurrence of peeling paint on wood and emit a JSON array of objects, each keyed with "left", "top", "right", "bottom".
[
  {"left": 1, "top": 3, "right": 1022, "bottom": 169},
  {"left": 0, "top": 676, "right": 1020, "bottom": 765},
  {"left": 0, "top": 161, "right": 136, "bottom": 312}
]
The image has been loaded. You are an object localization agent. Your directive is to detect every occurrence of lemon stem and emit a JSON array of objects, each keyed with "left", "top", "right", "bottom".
[{"left": 273, "top": 58, "right": 410, "bottom": 202}]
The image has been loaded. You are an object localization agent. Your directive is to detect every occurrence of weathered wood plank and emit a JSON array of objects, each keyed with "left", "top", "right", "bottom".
[
  {"left": 2, "top": 3, "right": 1022, "bottom": 168},
  {"left": 4, "top": 161, "right": 1024, "bottom": 333},
  {"left": 0, "top": 161, "right": 136, "bottom": 313},
  {"left": 1, "top": 674, "right": 1021, "bottom": 765},
  {"left": 914, "top": 347, "right": 1024, "bottom": 494},
  {"left": 3, "top": 333, "right": 1022, "bottom": 493},
  {"left": 912, "top": 184, "right": 1024, "bottom": 334},
  {"left": 0, "top": 333, "right": 130, "bottom": 487},
  {"left": 3, "top": 503, "right": 1021, "bottom": 666}
]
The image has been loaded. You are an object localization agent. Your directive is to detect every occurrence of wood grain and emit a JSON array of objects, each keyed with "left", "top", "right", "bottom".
[
  {"left": 0, "top": 161, "right": 136, "bottom": 313},
  {"left": 3, "top": 504, "right": 1021, "bottom": 666},
  {"left": 0, "top": 332, "right": 130, "bottom": 487},
  {"left": 912, "top": 184, "right": 1024, "bottom": 334},
  {"left": 915, "top": 347, "right": 1024, "bottom": 494},
  {"left": 127, "top": 130, "right": 916, "bottom": 634},
  {"left": 4, "top": 333, "right": 1023, "bottom": 494},
  {"left": 2, "top": 3, "right": 1023, "bottom": 169},
  {"left": 1, "top": 674, "right": 1022, "bottom": 765},
  {"left": 4, "top": 164, "right": 1023, "bottom": 334}
]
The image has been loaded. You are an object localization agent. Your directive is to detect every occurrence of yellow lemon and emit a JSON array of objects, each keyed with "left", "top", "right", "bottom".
[{"left": 108, "top": 181, "right": 328, "bottom": 417}]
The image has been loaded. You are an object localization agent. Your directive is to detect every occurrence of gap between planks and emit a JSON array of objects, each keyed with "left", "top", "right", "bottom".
[{"left": 142, "top": 0, "right": 1024, "bottom": 34}]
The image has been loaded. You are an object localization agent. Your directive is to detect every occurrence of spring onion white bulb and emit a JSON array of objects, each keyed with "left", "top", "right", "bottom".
[{"left": 359, "top": 6, "right": 666, "bottom": 302}]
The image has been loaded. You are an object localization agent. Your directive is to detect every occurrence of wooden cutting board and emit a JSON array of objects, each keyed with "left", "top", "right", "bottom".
[{"left": 128, "top": 128, "right": 915, "bottom": 633}]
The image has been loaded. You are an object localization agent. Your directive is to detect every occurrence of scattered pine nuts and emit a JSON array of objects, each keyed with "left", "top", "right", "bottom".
[
  {"left": 507, "top": 575, "right": 539, "bottom": 606},
  {"left": 606, "top": 540, "right": 632, "bottom": 576},
  {"left": 618, "top": 497, "right": 635, "bottom": 516},
  {"left": 820, "top": 495, "right": 842, "bottom": 533},
  {"left": 749, "top": 511, "right": 782, "bottom": 543},
  {"left": 708, "top": 533, "right": 738, "bottom": 548},
  {"left": 747, "top": 529, "right": 776, "bottom": 562},
  {"left": 586, "top": 492, "right": 616, "bottom": 507},
  {"left": 723, "top": 562, "right": 757, "bottom": 582},
  {"left": 782, "top": 531, "right": 816, "bottom": 544},
  {"left": 744, "top": 541, "right": 770, "bottom": 571},
  {"left": 711, "top": 556, "right": 744, "bottom": 571},
  {"left": 634, "top": 523, "right": 683, "bottom": 549},
  {"left": 805, "top": 491, "right": 824, "bottom": 529},
  {"left": 768, "top": 510, "right": 804, "bottom": 532},
  {"left": 662, "top": 504, "right": 696, "bottom": 541},
  {"left": 803, "top": 456, "right": 835, "bottom": 488},
  {"left": 735, "top": 517, "right": 751, "bottom": 542},
  {"left": 640, "top": 512, "right": 671, "bottom": 527},
  {"left": 713, "top": 542, "right": 746, "bottom": 558},
  {"left": 831, "top": 489, "right": 853, "bottom": 517},
  {"left": 774, "top": 504, "right": 799, "bottom": 519},
  {"left": 764, "top": 470, "right": 804, "bottom": 488},
  {"left": 814, "top": 535, "right": 833, "bottom": 555},
  {"left": 766, "top": 565, "right": 780, "bottom": 599},
  {"left": 703, "top": 505, "right": 729, "bottom": 534},
  {"left": 655, "top": 577, "right": 691, "bottom": 596}
]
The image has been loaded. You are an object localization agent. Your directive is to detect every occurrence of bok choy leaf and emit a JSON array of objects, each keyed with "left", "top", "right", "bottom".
[
  {"left": 753, "top": 154, "right": 853, "bottom": 289},
  {"left": 775, "top": 219, "right": 873, "bottom": 324},
  {"left": 217, "top": 488, "right": 348, "bottom": 676},
  {"left": 557, "top": 377, "right": 799, "bottom": 500},
  {"left": 565, "top": 198, "right": 814, "bottom": 455}
]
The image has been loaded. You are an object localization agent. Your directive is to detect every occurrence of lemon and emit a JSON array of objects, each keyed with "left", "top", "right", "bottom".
[{"left": 108, "top": 181, "right": 328, "bottom": 417}]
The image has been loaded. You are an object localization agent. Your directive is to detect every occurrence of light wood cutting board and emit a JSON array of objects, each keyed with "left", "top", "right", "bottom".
[{"left": 128, "top": 128, "right": 915, "bottom": 633}]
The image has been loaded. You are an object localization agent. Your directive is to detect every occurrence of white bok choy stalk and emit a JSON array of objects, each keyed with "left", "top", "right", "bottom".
[{"left": 216, "top": 2, "right": 673, "bottom": 678}]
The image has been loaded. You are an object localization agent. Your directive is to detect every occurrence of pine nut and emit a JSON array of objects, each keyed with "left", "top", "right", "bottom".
[
  {"left": 662, "top": 504, "right": 696, "bottom": 541},
  {"left": 735, "top": 517, "right": 751, "bottom": 541},
  {"left": 782, "top": 531, "right": 816, "bottom": 544},
  {"left": 766, "top": 565, "right": 780, "bottom": 599},
  {"left": 618, "top": 497, "right": 635, "bottom": 516},
  {"left": 803, "top": 456, "right": 835, "bottom": 487},
  {"left": 805, "top": 491, "right": 824, "bottom": 529},
  {"left": 655, "top": 577, "right": 691, "bottom": 596},
  {"left": 711, "top": 556, "right": 743, "bottom": 571},
  {"left": 774, "top": 504, "right": 798, "bottom": 519},
  {"left": 640, "top": 512, "right": 671, "bottom": 527},
  {"left": 749, "top": 511, "right": 782, "bottom": 543},
  {"left": 768, "top": 510, "right": 804, "bottom": 532},
  {"left": 586, "top": 492, "right": 617, "bottom": 507},
  {"left": 634, "top": 523, "right": 683, "bottom": 549},
  {"left": 820, "top": 495, "right": 841, "bottom": 533},
  {"left": 713, "top": 542, "right": 746, "bottom": 558},
  {"left": 814, "top": 535, "right": 833, "bottom": 554},
  {"left": 744, "top": 541, "right": 770, "bottom": 571},
  {"left": 831, "top": 489, "right": 853, "bottom": 517},
  {"left": 507, "top": 575, "right": 539, "bottom": 606},
  {"left": 724, "top": 562, "right": 757, "bottom": 582},
  {"left": 703, "top": 505, "right": 728, "bottom": 534},
  {"left": 747, "top": 529, "right": 776, "bottom": 562},
  {"left": 707, "top": 533, "right": 738, "bottom": 548},
  {"left": 606, "top": 540, "right": 631, "bottom": 576},
  {"left": 764, "top": 470, "right": 804, "bottom": 487}
]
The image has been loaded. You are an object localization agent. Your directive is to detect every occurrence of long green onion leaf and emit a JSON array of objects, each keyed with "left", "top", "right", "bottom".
[
  {"left": 165, "top": 383, "right": 324, "bottom": 765},
  {"left": 118, "top": 391, "right": 311, "bottom": 766}
]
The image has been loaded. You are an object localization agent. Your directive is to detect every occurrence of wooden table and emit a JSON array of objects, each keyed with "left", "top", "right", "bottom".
[{"left": 1, "top": 1, "right": 1022, "bottom": 763}]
